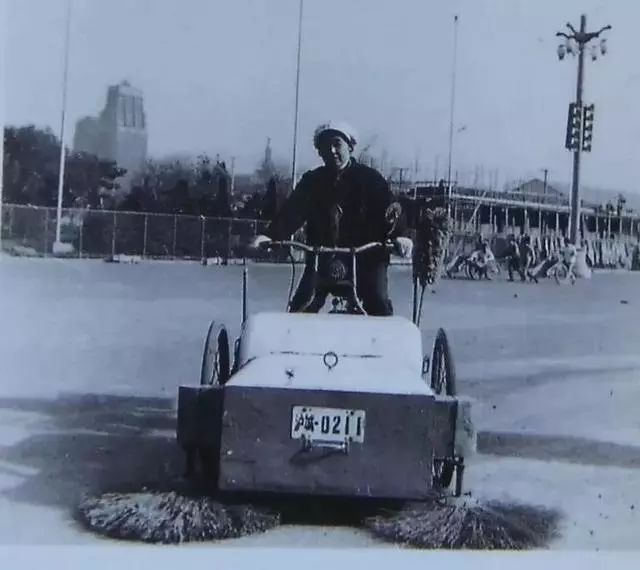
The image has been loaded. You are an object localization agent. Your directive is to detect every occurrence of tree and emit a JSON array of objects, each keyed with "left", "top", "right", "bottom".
[
  {"left": 261, "top": 175, "right": 288, "bottom": 221},
  {"left": 213, "top": 173, "right": 231, "bottom": 217},
  {"left": 3, "top": 124, "right": 126, "bottom": 208}
]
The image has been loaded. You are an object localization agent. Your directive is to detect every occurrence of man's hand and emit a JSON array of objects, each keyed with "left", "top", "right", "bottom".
[
  {"left": 249, "top": 234, "right": 272, "bottom": 250},
  {"left": 393, "top": 237, "right": 413, "bottom": 259}
]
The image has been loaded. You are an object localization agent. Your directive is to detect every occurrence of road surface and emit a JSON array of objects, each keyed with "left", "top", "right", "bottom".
[{"left": 0, "top": 256, "right": 638, "bottom": 548}]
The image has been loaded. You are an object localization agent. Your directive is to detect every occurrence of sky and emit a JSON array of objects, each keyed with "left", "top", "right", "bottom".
[{"left": 3, "top": 0, "right": 639, "bottom": 195}]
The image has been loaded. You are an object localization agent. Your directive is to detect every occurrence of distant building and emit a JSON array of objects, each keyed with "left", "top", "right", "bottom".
[
  {"left": 510, "top": 178, "right": 563, "bottom": 199},
  {"left": 255, "top": 138, "right": 276, "bottom": 184},
  {"left": 73, "top": 80, "right": 148, "bottom": 189}
]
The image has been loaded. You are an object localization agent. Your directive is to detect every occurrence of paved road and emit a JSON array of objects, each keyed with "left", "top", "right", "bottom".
[{"left": 0, "top": 257, "right": 638, "bottom": 547}]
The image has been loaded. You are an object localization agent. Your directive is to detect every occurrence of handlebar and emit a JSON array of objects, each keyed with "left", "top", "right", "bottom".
[{"left": 263, "top": 240, "right": 392, "bottom": 254}]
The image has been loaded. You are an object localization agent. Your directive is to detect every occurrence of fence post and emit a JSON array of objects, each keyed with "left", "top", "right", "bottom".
[
  {"left": 172, "top": 215, "right": 177, "bottom": 258},
  {"left": 200, "top": 216, "right": 206, "bottom": 260},
  {"left": 538, "top": 207, "right": 542, "bottom": 235},
  {"left": 43, "top": 207, "right": 49, "bottom": 256},
  {"left": 143, "top": 214, "right": 148, "bottom": 257},
  {"left": 227, "top": 218, "right": 232, "bottom": 262},
  {"left": 79, "top": 218, "right": 83, "bottom": 258},
  {"left": 111, "top": 210, "right": 117, "bottom": 258},
  {"left": 453, "top": 200, "right": 458, "bottom": 231}
]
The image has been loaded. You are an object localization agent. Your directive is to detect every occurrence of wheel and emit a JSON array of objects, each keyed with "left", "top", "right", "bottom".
[
  {"left": 430, "top": 329, "right": 457, "bottom": 489},
  {"left": 200, "top": 321, "right": 230, "bottom": 386},
  {"left": 467, "top": 263, "right": 481, "bottom": 280},
  {"left": 553, "top": 263, "right": 569, "bottom": 285},
  {"left": 430, "top": 328, "right": 457, "bottom": 397}
]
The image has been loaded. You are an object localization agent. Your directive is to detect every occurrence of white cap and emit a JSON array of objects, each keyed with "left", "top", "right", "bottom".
[{"left": 313, "top": 121, "right": 357, "bottom": 148}]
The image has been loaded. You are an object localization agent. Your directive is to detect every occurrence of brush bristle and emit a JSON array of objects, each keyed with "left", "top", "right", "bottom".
[
  {"left": 413, "top": 207, "right": 450, "bottom": 286},
  {"left": 77, "top": 490, "right": 280, "bottom": 544},
  {"left": 364, "top": 496, "right": 562, "bottom": 550}
]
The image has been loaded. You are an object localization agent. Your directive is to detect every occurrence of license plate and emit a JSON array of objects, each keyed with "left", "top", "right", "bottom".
[{"left": 291, "top": 406, "right": 365, "bottom": 443}]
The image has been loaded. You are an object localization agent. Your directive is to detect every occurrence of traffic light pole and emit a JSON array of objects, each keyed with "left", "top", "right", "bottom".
[
  {"left": 557, "top": 15, "right": 611, "bottom": 245},
  {"left": 569, "top": 15, "right": 586, "bottom": 245}
]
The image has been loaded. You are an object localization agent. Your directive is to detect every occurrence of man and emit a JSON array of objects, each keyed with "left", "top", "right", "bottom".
[
  {"left": 505, "top": 235, "right": 520, "bottom": 282},
  {"left": 468, "top": 237, "right": 495, "bottom": 280},
  {"left": 519, "top": 235, "right": 538, "bottom": 283},
  {"left": 561, "top": 237, "right": 577, "bottom": 273},
  {"left": 251, "top": 121, "right": 413, "bottom": 316}
]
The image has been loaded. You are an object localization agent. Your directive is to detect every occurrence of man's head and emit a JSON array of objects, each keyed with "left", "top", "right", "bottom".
[{"left": 313, "top": 122, "right": 357, "bottom": 172}]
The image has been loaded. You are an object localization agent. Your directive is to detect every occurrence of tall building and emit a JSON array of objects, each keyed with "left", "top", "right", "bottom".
[{"left": 73, "top": 81, "right": 148, "bottom": 188}]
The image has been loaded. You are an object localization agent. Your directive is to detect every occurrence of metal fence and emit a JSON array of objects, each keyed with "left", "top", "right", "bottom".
[
  {"left": 0, "top": 203, "right": 277, "bottom": 260},
  {"left": 1, "top": 202, "right": 637, "bottom": 269}
]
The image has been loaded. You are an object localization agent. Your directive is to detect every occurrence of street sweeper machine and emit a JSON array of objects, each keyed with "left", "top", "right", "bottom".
[
  {"left": 78, "top": 205, "right": 562, "bottom": 549},
  {"left": 176, "top": 234, "right": 476, "bottom": 502}
]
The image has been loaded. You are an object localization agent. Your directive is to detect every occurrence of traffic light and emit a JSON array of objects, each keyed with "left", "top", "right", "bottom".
[
  {"left": 565, "top": 102, "right": 582, "bottom": 151},
  {"left": 582, "top": 104, "right": 595, "bottom": 152}
]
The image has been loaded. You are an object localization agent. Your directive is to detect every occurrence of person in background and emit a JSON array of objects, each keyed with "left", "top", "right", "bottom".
[
  {"left": 520, "top": 234, "right": 538, "bottom": 283},
  {"left": 505, "top": 235, "right": 521, "bottom": 282},
  {"left": 562, "top": 237, "right": 577, "bottom": 273}
]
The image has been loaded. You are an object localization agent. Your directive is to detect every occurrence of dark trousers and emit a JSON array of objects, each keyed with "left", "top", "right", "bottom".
[
  {"left": 507, "top": 257, "right": 520, "bottom": 281},
  {"left": 288, "top": 261, "right": 394, "bottom": 316}
]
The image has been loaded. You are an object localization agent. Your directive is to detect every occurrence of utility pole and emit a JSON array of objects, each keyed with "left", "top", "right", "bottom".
[
  {"left": 542, "top": 168, "right": 548, "bottom": 195},
  {"left": 446, "top": 14, "right": 459, "bottom": 215},
  {"left": 290, "top": 0, "right": 304, "bottom": 190},
  {"left": 556, "top": 15, "right": 611, "bottom": 244},
  {"left": 0, "top": 0, "right": 5, "bottom": 252},
  {"left": 53, "top": 0, "right": 73, "bottom": 254},
  {"left": 230, "top": 156, "right": 236, "bottom": 195}
]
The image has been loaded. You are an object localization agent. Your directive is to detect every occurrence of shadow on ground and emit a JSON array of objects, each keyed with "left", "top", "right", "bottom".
[
  {"left": 0, "top": 393, "right": 181, "bottom": 509},
  {"left": 478, "top": 431, "right": 640, "bottom": 469}
]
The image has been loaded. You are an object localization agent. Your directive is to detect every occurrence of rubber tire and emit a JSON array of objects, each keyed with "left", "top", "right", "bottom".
[
  {"left": 430, "top": 328, "right": 457, "bottom": 490},
  {"left": 467, "top": 263, "right": 481, "bottom": 281},
  {"left": 200, "top": 321, "right": 230, "bottom": 386},
  {"left": 185, "top": 321, "right": 228, "bottom": 484},
  {"left": 554, "top": 263, "right": 569, "bottom": 285},
  {"left": 430, "top": 328, "right": 457, "bottom": 397},
  {"left": 464, "top": 262, "right": 472, "bottom": 280}
]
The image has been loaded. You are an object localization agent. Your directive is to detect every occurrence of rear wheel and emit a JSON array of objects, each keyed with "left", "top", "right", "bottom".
[
  {"left": 430, "top": 328, "right": 457, "bottom": 397},
  {"left": 185, "top": 321, "right": 229, "bottom": 484},
  {"left": 430, "top": 328, "right": 457, "bottom": 490},
  {"left": 200, "top": 321, "right": 230, "bottom": 386}
]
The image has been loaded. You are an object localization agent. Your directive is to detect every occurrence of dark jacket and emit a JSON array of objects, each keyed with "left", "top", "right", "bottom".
[{"left": 265, "top": 159, "right": 407, "bottom": 264}]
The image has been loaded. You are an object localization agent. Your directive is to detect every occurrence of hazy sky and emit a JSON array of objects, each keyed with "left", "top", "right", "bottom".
[{"left": 3, "top": 0, "right": 639, "bottom": 193}]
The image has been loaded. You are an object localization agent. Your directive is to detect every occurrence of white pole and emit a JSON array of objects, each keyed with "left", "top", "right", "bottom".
[
  {"left": 54, "top": 0, "right": 72, "bottom": 251},
  {"left": 446, "top": 14, "right": 459, "bottom": 215},
  {"left": 0, "top": 0, "right": 6, "bottom": 252},
  {"left": 290, "top": 0, "right": 303, "bottom": 191}
]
